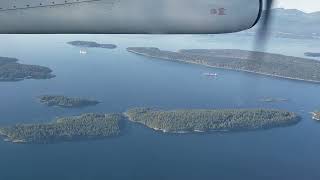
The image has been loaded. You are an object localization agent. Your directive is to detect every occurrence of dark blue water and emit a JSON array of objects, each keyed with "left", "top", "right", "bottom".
[{"left": 0, "top": 35, "right": 320, "bottom": 180}]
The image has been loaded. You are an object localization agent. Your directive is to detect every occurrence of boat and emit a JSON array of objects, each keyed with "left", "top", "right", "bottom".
[
  {"left": 80, "top": 49, "right": 87, "bottom": 54},
  {"left": 203, "top": 72, "right": 218, "bottom": 77},
  {"left": 311, "top": 112, "right": 320, "bottom": 121}
]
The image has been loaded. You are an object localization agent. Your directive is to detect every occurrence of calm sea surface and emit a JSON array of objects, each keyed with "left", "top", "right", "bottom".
[{"left": 0, "top": 34, "right": 319, "bottom": 180}]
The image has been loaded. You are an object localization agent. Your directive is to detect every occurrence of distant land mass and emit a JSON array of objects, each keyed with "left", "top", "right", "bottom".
[
  {"left": 305, "top": 52, "right": 320, "bottom": 57},
  {"left": 67, "top": 41, "right": 117, "bottom": 49},
  {"left": 0, "top": 57, "right": 55, "bottom": 81},
  {"left": 239, "top": 8, "right": 320, "bottom": 39},
  {"left": 38, "top": 95, "right": 100, "bottom": 108},
  {"left": 0, "top": 113, "right": 123, "bottom": 144},
  {"left": 125, "top": 108, "right": 300, "bottom": 133},
  {"left": 127, "top": 47, "right": 320, "bottom": 83}
]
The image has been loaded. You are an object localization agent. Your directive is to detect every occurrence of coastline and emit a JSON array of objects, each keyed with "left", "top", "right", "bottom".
[
  {"left": 0, "top": 129, "right": 26, "bottom": 144},
  {"left": 124, "top": 112, "right": 277, "bottom": 134},
  {"left": 124, "top": 112, "right": 206, "bottom": 134},
  {"left": 128, "top": 49, "right": 320, "bottom": 84},
  {"left": 124, "top": 112, "right": 258, "bottom": 134}
]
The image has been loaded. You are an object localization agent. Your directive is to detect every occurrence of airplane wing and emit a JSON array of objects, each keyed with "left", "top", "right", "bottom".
[{"left": 0, "top": 0, "right": 262, "bottom": 34}]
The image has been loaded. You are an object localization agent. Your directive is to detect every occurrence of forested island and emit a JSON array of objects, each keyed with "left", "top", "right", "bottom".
[
  {"left": 125, "top": 108, "right": 300, "bottom": 133},
  {"left": 127, "top": 47, "right": 320, "bottom": 83},
  {"left": 305, "top": 52, "right": 320, "bottom": 57},
  {"left": 0, "top": 107, "right": 301, "bottom": 143},
  {"left": 312, "top": 112, "right": 320, "bottom": 121},
  {"left": 0, "top": 113, "right": 123, "bottom": 144},
  {"left": 67, "top": 41, "right": 117, "bottom": 49},
  {"left": 38, "top": 95, "right": 100, "bottom": 108},
  {"left": 0, "top": 57, "right": 55, "bottom": 81}
]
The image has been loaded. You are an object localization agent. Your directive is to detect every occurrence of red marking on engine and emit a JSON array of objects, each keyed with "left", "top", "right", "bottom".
[
  {"left": 218, "top": 8, "right": 226, "bottom": 15},
  {"left": 210, "top": 8, "right": 226, "bottom": 16},
  {"left": 210, "top": 8, "right": 217, "bottom": 15}
]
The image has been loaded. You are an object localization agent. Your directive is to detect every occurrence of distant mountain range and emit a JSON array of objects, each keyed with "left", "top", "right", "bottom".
[{"left": 239, "top": 8, "right": 320, "bottom": 39}]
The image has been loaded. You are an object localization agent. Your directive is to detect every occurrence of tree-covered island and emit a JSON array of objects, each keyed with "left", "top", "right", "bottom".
[
  {"left": 0, "top": 113, "right": 123, "bottom": 144},
  {"left": 125, "top": 108, "right": 300, "bottom": 133},
  {"left": 0, "top": 57, "right": 55, "bottom": 81},
  {"left": 67, "top": 41, "right": 117, "bottom": 49},
  {"left": 38, "top": 95, "right": 100, "bottom": 108},
  {"left": 312, "top": 112, "right": 320, "bottom": 121},
  {"left": 127, "top": 47, "right": 320, "bottom": 83}
]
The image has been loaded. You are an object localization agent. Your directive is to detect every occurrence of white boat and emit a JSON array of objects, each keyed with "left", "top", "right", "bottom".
[
  {"left": 80, "top": 50, "right": 88, "bottom": 54},
  {"left": 311, "top": 112, "right": 320, "bottom": 121},
  {"left": 203, "top": 72, "right": 218, "bottom": 77}
]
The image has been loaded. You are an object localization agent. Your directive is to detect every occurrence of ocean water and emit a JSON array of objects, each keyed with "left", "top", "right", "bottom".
[{"left": 0, "top": 34, "right": 320, "bottom": 180}]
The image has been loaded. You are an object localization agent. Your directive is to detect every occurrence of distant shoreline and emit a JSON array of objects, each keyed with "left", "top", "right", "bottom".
[{"left": 128, "top": 49, "right": 320, "bottom": 84}]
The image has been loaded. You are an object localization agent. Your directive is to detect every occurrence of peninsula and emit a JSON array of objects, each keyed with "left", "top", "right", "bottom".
[
  {"left": 67, "top": 41, "right": 117, "bottom": 49},
  {"left": 38, "top": 95, "right": 100, "bottom": 108},
  {"left": 0, "top": 56, "right": 55, "bottom": 81},
  {"left": 125, "top": 108, "right": 300, "bottom": 133},
  {"left": 0, "top": 113, "right": 123, "bottom": 144},
  {"left": 127, "top": 47, "right": 320, "bottom": 83}
]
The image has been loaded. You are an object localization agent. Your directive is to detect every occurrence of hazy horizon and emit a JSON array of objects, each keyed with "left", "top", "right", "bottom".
[{"left": 274, "top": 0, "right": 320, "bottom": 13}]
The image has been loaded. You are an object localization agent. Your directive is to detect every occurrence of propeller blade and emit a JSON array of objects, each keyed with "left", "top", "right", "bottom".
[{"left": 254, "top": 0, "right": 274, "bottom": 51}]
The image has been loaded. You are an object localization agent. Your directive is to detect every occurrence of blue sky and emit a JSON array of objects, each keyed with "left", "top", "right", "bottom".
[{"left": 275, "top": 0, "right": 319, "bottom": 12}]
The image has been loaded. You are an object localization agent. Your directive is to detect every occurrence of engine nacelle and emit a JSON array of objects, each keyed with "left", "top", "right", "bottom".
[{"left": 0, "top": 0, "right": 262, "bottom": 34}]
